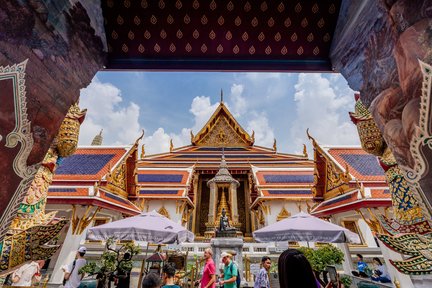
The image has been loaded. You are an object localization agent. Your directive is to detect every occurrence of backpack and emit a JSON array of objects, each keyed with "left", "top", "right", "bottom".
[{"left": 229, "top": 262, "right": 241, "bottom": 288}]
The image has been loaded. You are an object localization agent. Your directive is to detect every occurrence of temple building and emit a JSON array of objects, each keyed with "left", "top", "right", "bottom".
[{"left": 40, "top": 100, "right": 406, "bottom": 285}]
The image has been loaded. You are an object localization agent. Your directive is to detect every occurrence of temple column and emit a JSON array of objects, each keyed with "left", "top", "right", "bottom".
[
  {"left": 208, "top": 183, "right": 217, "bottom": 224},
  {"left": 49, "top": 205, "right": 98, "bottom": 284},
  {"left": 230, "top": 183, "right": 239, "bottom": 223}
]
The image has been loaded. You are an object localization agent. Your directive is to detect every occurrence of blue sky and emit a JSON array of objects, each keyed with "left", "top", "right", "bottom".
[{"left": 78, "top": 72, "right": 360, "bottom": 156}]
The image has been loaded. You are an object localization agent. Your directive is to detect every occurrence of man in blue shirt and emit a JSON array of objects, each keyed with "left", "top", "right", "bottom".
[
  {"left": 219, "top": 252, "right": 238, "bottom": 288},
  {"left": 356, "top": 254, "right": 368, "bottom": 277}
]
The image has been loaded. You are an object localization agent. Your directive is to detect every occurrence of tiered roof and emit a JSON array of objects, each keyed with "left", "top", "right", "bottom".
[
  {"left": 309, "top": 145, "right": 391, "bottom": 217},
  {"left": 48, "top": 145, "right": 141, "bottom": 215}
]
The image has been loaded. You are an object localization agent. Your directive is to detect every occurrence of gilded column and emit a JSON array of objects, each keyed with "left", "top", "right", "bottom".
[{"left": 230, "top": 183, "right": 239, "bottom": 223}]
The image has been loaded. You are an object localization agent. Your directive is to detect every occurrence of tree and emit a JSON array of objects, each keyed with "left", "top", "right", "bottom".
[
  {"left": 79, "top": 238, "right": 140, "bottom": 288},
  {"left": 298, "top": 244, "right": 344, "bottom": 286}
]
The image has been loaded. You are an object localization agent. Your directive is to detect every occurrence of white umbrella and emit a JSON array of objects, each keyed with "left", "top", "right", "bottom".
[
  {"left": 87, "top": 210, "right": 194, "bottom": 243},
  {"left": 253, "top": 211, "right": 360, "bottom": 244}
]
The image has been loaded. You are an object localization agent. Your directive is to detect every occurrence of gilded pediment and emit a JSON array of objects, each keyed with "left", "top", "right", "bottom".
[{"left": 192, "top": 102, "right": 253, "bottom": 147}]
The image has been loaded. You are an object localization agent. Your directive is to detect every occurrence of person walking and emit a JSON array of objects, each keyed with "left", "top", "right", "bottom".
[
  {"left": 11, "top": 260, "right": 45, "bottom": 287},
  {"left": 254, "top": 256, "right": 271, "bottom": 288},
  {"left": 219, "top": 252, "right": 238, "bottom": 288},
  {"left": 200, "top": 248, "right": 216, "bottom": 288},
  {"left": 62, "top": 246, "right": 87, "bottom": 288}
]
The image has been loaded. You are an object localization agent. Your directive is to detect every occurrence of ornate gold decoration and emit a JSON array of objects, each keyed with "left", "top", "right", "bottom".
[
  {"left": 216, "top": 191, "right": 231, "bottom": 224},
  {"left": 356, "top": 209, "right": 384, "bottom": 234},
  {"left": 303, "top": 144, "right": 308, "bottom": 158},
  {"left": 141, "top": 144, "right": 145, "bottom": 158},
  {"left": 158, "top": 205, "right": 170, "bottom": 219},
  {"left": 71, "top": 205, "right": 101, "bottom": 235},
  {"left": 277, "top": 207, "right": 291, "bottom": 221},
  {"left": 170, "top": 139, "right": 174, "bottom": 152},
  {"left": 1, "top": 93, "right": 88, "bottom": 271},
  {"left": 106, "top": 163, "right": 127, "bottom": 196},
  {"left": 349, "top": 97, "right": 385, "bottom": 156},
  {"left": 325, "top": 161, "right": 351, "bottom": 194},
  {"left": 377, "top": 233, "right": 432, "bottom": 275},
  {"left": 192, "top": 102, "right": 253, "bottom": 147},
  {"left": 273, "top": 138, "right": 277, "bottom": 151},
  {"left": 57, "top": 103, "right": 87, "bottom": 157}
]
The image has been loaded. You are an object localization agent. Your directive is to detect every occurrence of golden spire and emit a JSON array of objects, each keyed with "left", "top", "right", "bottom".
[
  {"left": 216, "top": 191, "right": 231, "bottom": 223},
  {"left": 251, "top": 130, "right": 255, "bottom": 142},
  {"left": 273, "top": 138, "right": 277, "bottom": 152},
  {"left": 91, "top": 129, "right": 103, "bottom": 146},
  {"left": 141, "top": 144, "right": 145, "bottom": 158},
  {"left": 170, "top": 139, "right": 174, "bottom": 152},
  {"left": 220, "top": 89, "right": 224, "bottom": 103}
]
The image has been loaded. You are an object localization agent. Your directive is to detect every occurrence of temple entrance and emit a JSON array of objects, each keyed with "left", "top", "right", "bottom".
[{"left": 194, "top": 173, "right": 250, "bottom": 238}]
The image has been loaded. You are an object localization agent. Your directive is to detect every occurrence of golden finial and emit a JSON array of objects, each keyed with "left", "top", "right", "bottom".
[
  {"left": 134, "top": 129, "right": 145, "bottom": 145},
  {"left": 306, "top": 128, "right": 318, "bottom": 146},
  {"left": 394, "top": 278, "right": 401, "bottom": 288},
  {"left": 170, "top": 139, "right": 174, "bottom": 152},
  {"left": 141, "top": 144, "right": 145, "bottom": 158},
  {"left": 190, "top": 130, "right": 194, "bottom": 143},
  {"left": 273, "top": 138, "right": 277, "bottom": 152},
  {"left": 303, "top": 144, "right": 308, "bottom": 158},
  {"left": 220, "top": 89, "right": 224, "bottom": 103},
  {"left": 251, "top": 130, "right": 255, "bottom": 142}
]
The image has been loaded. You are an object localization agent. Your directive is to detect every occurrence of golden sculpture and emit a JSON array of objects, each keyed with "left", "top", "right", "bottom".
[
  {"left": 0, "top": 103, "right": 86, "bottom": 273},
  {"left": 349, "top": 96, "right": 385, "bottom": 156},
  {"left": 57, "top": 103, "right": 87, "bottom": 157}
]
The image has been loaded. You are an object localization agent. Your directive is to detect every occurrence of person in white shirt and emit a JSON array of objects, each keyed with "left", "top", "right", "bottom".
[
  {"left": 62, "top": 246, "right": 87, "bottom": 288},
  {"left": 11, "top": 260, "right": 45, "bottom": 287}
]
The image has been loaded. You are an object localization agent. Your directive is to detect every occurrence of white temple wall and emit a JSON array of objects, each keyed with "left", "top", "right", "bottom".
[
  {"left": 357, "top": 218, "right": 378, "bottom": 247},
  {"left": 146, "top": 199, "right": 182, "bottom": 223}
]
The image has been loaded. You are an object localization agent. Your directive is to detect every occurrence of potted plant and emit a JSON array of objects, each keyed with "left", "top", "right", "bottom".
[
  {"left": 340, "top": 275, "right": 352, "bottom": 288},
  {"left": 79, "top": 238, "right": 140, "bottom": 288}
]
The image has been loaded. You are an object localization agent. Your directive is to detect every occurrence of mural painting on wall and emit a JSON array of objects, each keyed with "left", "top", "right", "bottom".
[
  {"left": 0, "top": 60, "right": 38, "bottom": 243},
  {"left": 373, "top": 61, "right": 432, "bottom": 275}
]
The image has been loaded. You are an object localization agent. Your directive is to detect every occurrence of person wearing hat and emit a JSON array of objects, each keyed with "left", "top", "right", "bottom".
[
  {"left": 62, "top": 246, "right": 87, "bottom": 288},
  {"left": 219, "top": 252, "right": 238, "bottom": 288}
]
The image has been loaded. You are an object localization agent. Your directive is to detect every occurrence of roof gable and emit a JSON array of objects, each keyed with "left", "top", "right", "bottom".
[{"left": 192, "top": 102, "right": 254, "bottom": 147}]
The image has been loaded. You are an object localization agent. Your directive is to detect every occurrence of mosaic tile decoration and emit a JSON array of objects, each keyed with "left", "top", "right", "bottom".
[{"left": 56, "top": 154, "right": 116, "bottom": 175}]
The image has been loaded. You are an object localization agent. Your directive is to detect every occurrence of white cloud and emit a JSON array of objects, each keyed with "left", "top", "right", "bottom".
[
  {"left": 230, "top": 84, "right": 247, "bottom": 117},
  {"left": 246, "top": 112, "right": 275, "bottom": 147},
  {"left": 78, "top": 77, "right": 142, "bottom": 146},
  {"left": 289, "top": 74, "right": 360, "bottom": 153}
]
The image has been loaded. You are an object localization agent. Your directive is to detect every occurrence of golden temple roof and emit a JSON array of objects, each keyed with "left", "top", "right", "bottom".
[{"left": 191, "top": 102, "right": 254, "bottom": 147}]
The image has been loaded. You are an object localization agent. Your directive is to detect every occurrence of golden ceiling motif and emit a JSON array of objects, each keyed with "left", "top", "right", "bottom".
[{"left": 103, "top": 0, "right": 340, "bottom": 70}]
